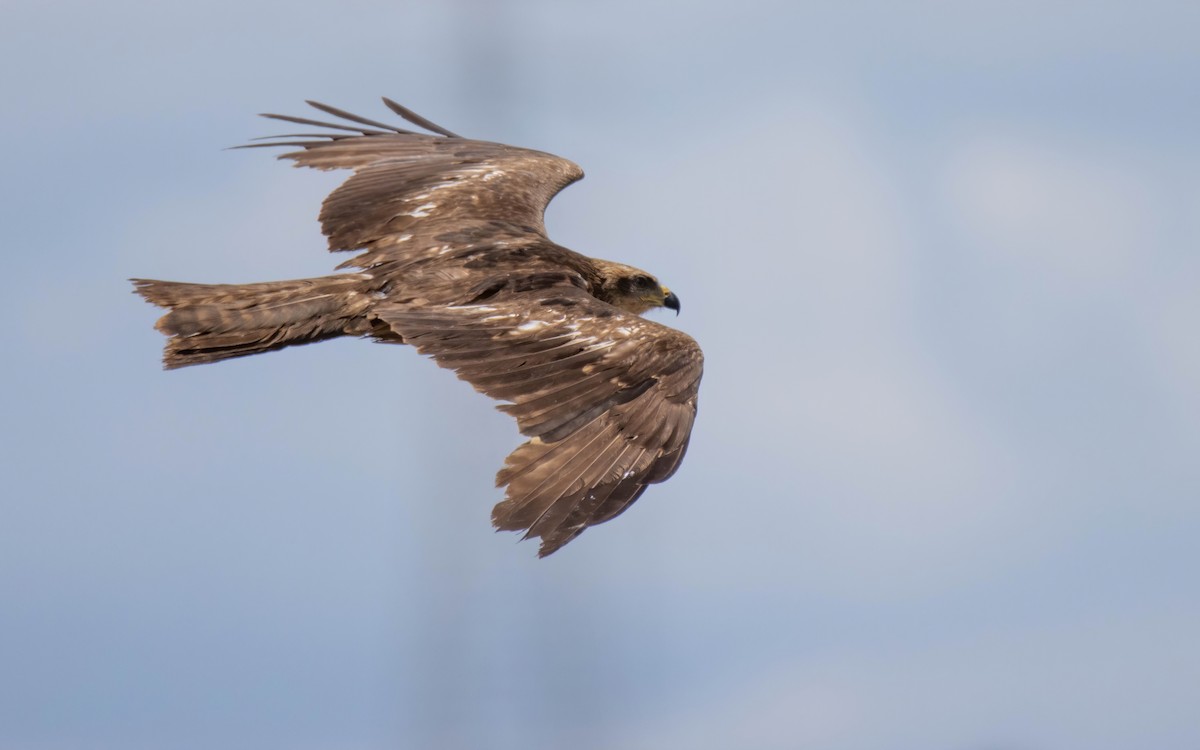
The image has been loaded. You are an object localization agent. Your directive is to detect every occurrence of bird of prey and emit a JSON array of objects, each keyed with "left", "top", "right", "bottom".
[{"left": 132, "top": 98, "right": 703, "bottom": 557}]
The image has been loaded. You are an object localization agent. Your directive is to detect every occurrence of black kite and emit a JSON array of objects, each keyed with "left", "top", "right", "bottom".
[{"left": 133, "top": 99, "right": 703, "bottom": 556}]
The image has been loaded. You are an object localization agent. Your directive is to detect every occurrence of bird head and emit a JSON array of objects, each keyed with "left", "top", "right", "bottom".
[{"left": 594, "top": 261, "right": 681, "bottom": 316}]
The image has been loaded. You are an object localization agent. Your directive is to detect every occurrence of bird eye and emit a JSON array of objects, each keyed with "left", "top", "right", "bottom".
[{"left": 632, "top": 275, "right": 654, "bottom": 289}]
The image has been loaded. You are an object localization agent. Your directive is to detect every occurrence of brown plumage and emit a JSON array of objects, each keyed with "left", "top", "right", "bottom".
[{"left": 132, "top": 98, "right": 703, "bottom": 557}]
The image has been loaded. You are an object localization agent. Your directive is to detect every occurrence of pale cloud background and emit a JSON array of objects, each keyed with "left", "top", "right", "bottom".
[{"left": 1, "top": 1, "right": 1197, "bottom": 748}]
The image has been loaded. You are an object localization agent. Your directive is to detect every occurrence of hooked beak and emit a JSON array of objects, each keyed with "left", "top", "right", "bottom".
[{"left": 663, "top": 289, "right": 680, "bottom": 315}]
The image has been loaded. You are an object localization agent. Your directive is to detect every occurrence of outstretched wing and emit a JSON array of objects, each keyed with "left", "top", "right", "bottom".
[
  {"left": 240, "top": 99, "right": 584, "bottom": 269},
  {"left": 376, "top": 287, "right": 703, "bottom": 556}
]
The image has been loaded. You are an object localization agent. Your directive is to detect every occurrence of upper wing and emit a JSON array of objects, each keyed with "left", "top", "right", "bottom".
[
  {"left": 376, "top": 287, "right": 703, "bottom": 556},
  {"left": 240, "top": 99, "right": 583, "bottom": 268}
]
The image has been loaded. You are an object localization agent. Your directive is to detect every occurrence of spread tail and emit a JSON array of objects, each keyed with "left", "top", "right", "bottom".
[{"left": 132, "top": 274, "right": 377, "bottom": 369}]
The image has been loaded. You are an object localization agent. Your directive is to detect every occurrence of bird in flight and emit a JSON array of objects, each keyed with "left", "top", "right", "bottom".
[{"left": 133, "top": 98, "right": 703, "bottom": 557}]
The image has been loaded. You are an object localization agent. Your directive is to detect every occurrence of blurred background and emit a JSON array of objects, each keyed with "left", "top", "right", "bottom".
[{"left": 2, "top": 1, "right": 1197, "bottom": 748}]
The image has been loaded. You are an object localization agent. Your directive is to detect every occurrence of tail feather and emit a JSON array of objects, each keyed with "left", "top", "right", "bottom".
[{"left": 132, "top": 274, "right": 376, "bottom": 369}]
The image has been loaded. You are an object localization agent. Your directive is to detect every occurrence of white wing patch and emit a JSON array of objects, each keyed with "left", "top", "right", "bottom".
[{"left": 404, "top": 202, "right": 437, "bottom": 218}]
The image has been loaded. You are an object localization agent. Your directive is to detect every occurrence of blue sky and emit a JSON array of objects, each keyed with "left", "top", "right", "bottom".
[{"left": 2, "top": 1, "right": 1198, "bottom": 748}]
